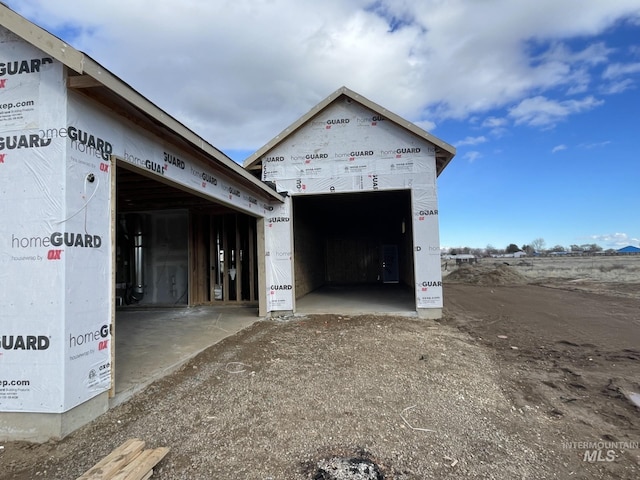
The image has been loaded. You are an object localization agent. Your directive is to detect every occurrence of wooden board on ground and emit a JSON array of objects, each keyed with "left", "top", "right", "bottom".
[
  {"left": 76, "top": 439, "right": 169, "bottom": 480},
  {"left": 111, "top": 447, "right": 170, "bottom": 480}
]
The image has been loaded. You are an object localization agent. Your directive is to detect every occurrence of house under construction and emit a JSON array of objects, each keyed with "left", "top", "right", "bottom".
[{"left": 0, "top": 4, "right": 455, "bottom": 442}]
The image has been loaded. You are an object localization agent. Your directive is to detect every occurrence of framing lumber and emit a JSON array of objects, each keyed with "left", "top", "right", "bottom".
[{"left": 67, "top": 74, "right": 103, "bottom": 89}]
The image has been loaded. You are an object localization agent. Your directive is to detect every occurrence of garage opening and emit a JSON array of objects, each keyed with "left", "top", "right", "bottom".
[
  {"left": 293, "top": 190, "right": 415, "bottom": 312},
  {"left": 113, "top": 161, "right": 260, "bottom": 401},
  {"left": 115, "top": 164, "right": 259, "bottom": 307}
]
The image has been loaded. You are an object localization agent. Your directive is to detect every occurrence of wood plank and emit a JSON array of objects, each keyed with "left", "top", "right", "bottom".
[
  {"left": 191, "top": 213, "right": 202, "bottom": 303},
  {"left": 235, "top": 214, "right": 241, "bottom": 302},
  {"left": 222, "top": 216, "right": 229, "bottom": 301},
  {"left": 67, "top": 74, "right": 103, "bottom": 88},
  {"left": 111, "top": 447, "right": 170, "bottom": 480},
  {"left": 248, "top": 219, "right": 255, "bottom": 302},
  {"left": 110, "top": 156, "right": 116, "bottom": 398},
  {"left": 197, "top": 215, "right": 207, "bottom": 302},
  {"left": 107, "top": 450, "right": 153, "bottom": 480},
  {"left": 188, "top": 212, "right": 196, "bottom": 305},
  {"left": 76, "top": 439, "right": 145, "bottom": 480},
  {"left": 256, "top": 217, "right": 267, "bottom": 316}
]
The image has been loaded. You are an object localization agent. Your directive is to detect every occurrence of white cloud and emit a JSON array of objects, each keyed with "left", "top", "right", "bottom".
[
  {"left": 538, "top": 42, "right": 613, "bottom": 66},
  {"left": 600, "top": 62, "right": 640, "bottom": 94},
  {"left": 552, "top": 144, "right": 567, "bottom": 153},
  {"left": 464, "top": 151, "right": 482, "bottom": 163},
  {"left": 482, "top": 117, "right": 507, "bottom": 128},
  {"left": 602, "top": 62, "right": 640, "bottom": 79},
  {"left": 590, "top": 233, "right": 640, "bottom": 247},
  {"left": 414, "top": 119, "right": 437, "bottom": 133},
  {"left": 601, "top": 78, "right": 635, "bottom": 94},
  {"left": 455, "top": 136, "right": 487, "bottom": 147},
  {"left": 579, "top": 140, "right": 612, "bottom": 149},
  {"left": 508, "top": 95, "right": 604, "bottom": 127},
  {"left": 481, "top": 116, "right": 509, "bottom": 136},
  {"left": 4, "top": 0, "right": 640, "bottom": 151}
]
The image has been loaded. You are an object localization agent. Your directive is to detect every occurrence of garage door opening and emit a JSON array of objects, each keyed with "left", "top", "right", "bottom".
[
  {"left": 113, "top": 161, "right": 261, "bottom": 401},
  {"left": 116, "top": 164, "right": 259, "bottom": 307},
  {"left": 293, "top": 190, "right": 415, "bottom": 313}
]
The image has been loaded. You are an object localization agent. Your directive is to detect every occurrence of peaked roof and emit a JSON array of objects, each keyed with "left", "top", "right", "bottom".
[
  {"left": 617, "top": 245, "right": 640, "bottom": 253},
  {"left": 0, "top": 3, "right": 284, "bottom": 203},
  {"left": 243, "top": 86, "right": 456, "bottom": 176}
]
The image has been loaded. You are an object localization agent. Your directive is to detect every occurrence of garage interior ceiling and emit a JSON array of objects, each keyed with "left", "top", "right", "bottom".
[
  {"left": 294, "top": 189, "right": 411, "bottom": 232},
  {"left": 116, "top": 165, "right": 236, "bottom": 213}
]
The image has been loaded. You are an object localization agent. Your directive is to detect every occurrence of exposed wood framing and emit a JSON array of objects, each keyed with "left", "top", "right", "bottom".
[
  {"left": 188, "top": 211, "right": 259, "bottom": 306},
  {"left": 257, "top": 218, "right": 266, "bottom": 316},
  {"left": 188, "top": 212, "right": 208, "bottom": 305},
  {"left": 248, "top": 221, "right": 255, "bottom": 302},
  {"left": 196, "top": 215, "right": 207, "bottom": 303},
  {"left": 209, "top": 218, "right": 216, "bottom": 302},
  {"left": 67, "top": 74, "right": 102, "bottom": 89},
  {"left": 222, "top": 217, "right": 229, "bottom": 302},
  {"left": 109, "top": 156, "right": 116, "bottom": 398},
  {"left": 188, "top": 213, "right": 197, "bottom": 305}
]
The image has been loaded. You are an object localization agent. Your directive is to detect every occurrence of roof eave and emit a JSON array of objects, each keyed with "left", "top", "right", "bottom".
[
  {"left": 0, "top": 4, "right": 85, "bottom": 73},
  {"left": 80, "top": 57, "right": 284, "bottom": 201},
  {"left": 0, "top": 3, "right": 285, "bottom": 203}
]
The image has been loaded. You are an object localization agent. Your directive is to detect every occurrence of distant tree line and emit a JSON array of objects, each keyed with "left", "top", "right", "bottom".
[{"left": 444, "top": 238, "right": 612, "bottom": 257}]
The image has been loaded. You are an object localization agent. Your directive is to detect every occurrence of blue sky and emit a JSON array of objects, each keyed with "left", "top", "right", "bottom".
[{"left": 4, "top": 0, "right": 640, "bottom": 251}]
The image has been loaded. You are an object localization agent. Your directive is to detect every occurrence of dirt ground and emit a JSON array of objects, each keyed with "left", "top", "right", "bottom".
[{"left": 1, "top": 258, "right": 639, "bottom": 479}]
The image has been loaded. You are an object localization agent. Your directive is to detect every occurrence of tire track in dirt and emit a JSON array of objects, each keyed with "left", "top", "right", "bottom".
[{"left": 443, "top": 283, "right": 640, "bottom": 478}]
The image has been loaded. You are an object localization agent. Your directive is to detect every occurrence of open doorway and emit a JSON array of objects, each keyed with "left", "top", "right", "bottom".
[
  {"left": 189, "top": 211, "right": 258, "bottom": 304},
  {"left": 115, "top": 164, "right": 259, "bottom": 307},
  {"left": 112, "top": 161, "right": 261, "bottom": 401},
  {"left": 292, "top": 190, "right": 415, "bottom": 311}
]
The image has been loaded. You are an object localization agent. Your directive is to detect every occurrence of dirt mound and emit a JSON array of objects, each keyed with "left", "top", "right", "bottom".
[{"left": 445, "top": 263, "right": 529, "bottom": 285}]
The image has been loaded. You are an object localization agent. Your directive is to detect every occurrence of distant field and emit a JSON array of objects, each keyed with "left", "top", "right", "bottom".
[
  {"left": 443, "top": 254, "right": 640, "bottom": 299},
  {"left": 484, "top": 254, "right": 640, "bottom": 282}
]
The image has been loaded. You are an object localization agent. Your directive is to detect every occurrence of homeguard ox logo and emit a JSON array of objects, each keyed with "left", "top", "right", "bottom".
[
  {"left": 418, "top": 281, "right": 442, "bottom": 291},
  {"left": 69, "top": 325, "right": 109, "bottom": 349},
  {"left": 0, "top": 335, "right": 50, "bottom": 350},
  {"left": 0, "top": 57, "right": 53, "bottom": 76}
]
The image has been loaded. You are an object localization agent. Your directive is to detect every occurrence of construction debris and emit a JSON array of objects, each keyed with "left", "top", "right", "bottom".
[{"left": 76, "top": 438, "right": 169, "bottom": 480}]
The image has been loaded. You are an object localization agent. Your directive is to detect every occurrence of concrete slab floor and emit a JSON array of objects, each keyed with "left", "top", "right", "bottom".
[
  {"left": 111, "top": 305, "right": 259, "bottom": 407},
  {"left": 295, "top": 284, "right": 417, "bottom": 315},
  {"left": 111, "top": 285, "right": 415, "bottom": 408}
]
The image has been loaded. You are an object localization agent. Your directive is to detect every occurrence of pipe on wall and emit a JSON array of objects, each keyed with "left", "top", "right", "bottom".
[{"left": 131, "top": 215, "right": 145, "bottom": 301}]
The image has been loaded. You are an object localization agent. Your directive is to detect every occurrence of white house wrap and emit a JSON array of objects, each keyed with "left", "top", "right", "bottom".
[{"left": 247, "top": 88, "right": 455, "bottom": 315}]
